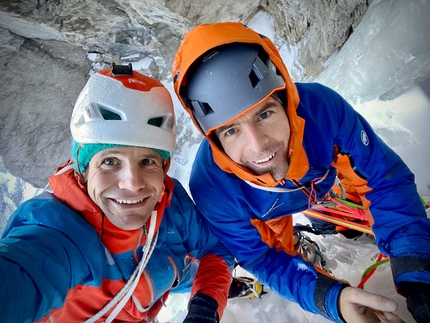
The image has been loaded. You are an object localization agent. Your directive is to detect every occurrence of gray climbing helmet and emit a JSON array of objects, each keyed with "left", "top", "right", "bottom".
[{"left": 181, "top": 43, "right": 285, "bottom": 134}]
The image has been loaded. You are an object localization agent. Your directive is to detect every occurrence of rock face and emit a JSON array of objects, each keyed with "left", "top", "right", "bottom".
[
  {"left": 166, "top": 0, "right": 372, "bottom": 79},
  {"left": 0, "top": 0, "right": 372, "bottom": 188}
]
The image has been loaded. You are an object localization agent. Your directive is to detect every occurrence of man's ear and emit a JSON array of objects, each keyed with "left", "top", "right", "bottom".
[{"left": 163, "top": 158, "right": 171, "bottom": 174}]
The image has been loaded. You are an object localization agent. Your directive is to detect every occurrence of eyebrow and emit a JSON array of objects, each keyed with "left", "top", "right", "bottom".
[
  {"left": 96, "top": 149, "right": 161, "bottom": 159},
  {"left": 215, "top": 101, "right": 279, "bottom": 135}
]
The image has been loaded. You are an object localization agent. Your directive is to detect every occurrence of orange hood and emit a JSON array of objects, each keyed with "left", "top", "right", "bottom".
[{"left": 173, "top": 22, "right": 308, "bottom": 187}]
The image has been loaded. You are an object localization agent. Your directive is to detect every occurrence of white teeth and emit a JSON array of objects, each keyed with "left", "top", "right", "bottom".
[
  {"left": 116, "top": 199, "right": 143, "bottom": 204},
  {"left": 254, "top": 153, "right": 275, "bottom": 164}
]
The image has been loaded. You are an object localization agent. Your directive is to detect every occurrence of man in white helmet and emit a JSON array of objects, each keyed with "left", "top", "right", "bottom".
[
  {"left": 0, "top": 64, "right": 233, "bottom": 323},
  {"left": 173, "top": 22, "right": 430, "bottom": 323}
]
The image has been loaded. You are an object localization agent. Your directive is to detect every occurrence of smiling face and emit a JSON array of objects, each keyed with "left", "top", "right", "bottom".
[
  {"left": 215, "top": 96, "right": 291, "bottom": 181},
  {"left": 85, "top": 147, "right": 165, "bottom": 230}
]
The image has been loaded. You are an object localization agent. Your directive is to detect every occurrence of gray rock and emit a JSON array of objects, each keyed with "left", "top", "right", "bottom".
[
  {"left": 0, "top": 29, "right": 90, "bottom": 188},
  {"left": 166, "top": 0, "right": 373, "bottom": 79},
  {"left": 0, "top": 0, "right": 371, "bottom": 187}
]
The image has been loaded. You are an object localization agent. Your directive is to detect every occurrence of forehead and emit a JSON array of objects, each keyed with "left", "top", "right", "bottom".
[
  {"left": 215, "top": 96, "right": 285, "bottom": 133},
  {"left": 92, "top": 146, "right": 160, "bottom": 159}
]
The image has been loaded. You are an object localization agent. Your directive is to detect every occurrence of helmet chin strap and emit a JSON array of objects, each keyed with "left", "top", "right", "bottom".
[{"left": 84, "top": 210, "right": 158, "bottom": 323}]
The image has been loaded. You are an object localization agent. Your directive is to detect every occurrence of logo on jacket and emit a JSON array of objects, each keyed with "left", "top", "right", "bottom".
[
  {"left": 361, "top": 130, "right": 369, "bottom": 146},
  {"left": 262, "top": 198, "right": 284, "bottom": 218}
]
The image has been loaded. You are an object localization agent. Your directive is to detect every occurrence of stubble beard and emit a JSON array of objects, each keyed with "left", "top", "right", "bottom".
[{"left": 244, "top": 147, "right": 289, "bottom": 181}]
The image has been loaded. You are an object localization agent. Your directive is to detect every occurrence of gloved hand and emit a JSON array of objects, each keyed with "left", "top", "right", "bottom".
[
  {"left": 182, "top": 292, "right": 219, "bottom": 323},
  {"left": 400, "top": 282, "right": 430, "bottom": 323}
]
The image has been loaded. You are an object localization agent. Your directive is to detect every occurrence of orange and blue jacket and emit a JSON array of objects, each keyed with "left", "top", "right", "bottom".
[
  {"left": 173, "top": 22, "right": 430, "bottom": 322},
  {"left": 0, "top": 163, "right": 233, "bottom": 322}
]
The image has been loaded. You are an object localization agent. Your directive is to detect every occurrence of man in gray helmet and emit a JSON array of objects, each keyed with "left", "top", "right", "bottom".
[
  {"left": 173, "top": 22, "right": 430, "bottom": 323},
  {"left": 0, "top": 64, "right": 233, "bottom": 323}
]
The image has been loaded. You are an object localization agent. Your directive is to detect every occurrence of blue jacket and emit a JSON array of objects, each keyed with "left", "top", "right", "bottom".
[
  {"left": 0, "top": 165, "right": 233, "bottom": 322},
  {"left": 188, "top": 82, "right": 430, "bottom": 322}
]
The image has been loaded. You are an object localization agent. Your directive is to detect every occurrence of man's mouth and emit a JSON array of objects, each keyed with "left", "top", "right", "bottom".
[
  {"left": 254, "top": 153, "right": 275, "bottom": 164},
  {"left": 115, "top": 198, "right": 144, "bottom": 204}
]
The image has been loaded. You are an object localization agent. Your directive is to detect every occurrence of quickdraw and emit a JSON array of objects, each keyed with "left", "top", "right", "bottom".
[
  {"left": 303, "top": 196, "right": 373, "bottom": 235},
  {"left": 303, "top": 194, "right": 429, "bottom": 236}
]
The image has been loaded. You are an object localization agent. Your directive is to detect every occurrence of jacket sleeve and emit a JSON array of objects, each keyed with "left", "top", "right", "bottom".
[
  {"left": 316, "top": 83, "right": 430, "bottom": 290},
  {"left": 0, "top": 196, "right": 99, "bottom": 322},
  {"left": 189, "top": 144, "right": 346, "bottom": 322},
  {"left": 168, "top": 178, "right": 234, "bottom": 319}
]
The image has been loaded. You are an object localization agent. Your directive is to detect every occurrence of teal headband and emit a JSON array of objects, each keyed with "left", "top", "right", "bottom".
[{"left": 71, "top": 140, "right": 170, "bottom": 173}]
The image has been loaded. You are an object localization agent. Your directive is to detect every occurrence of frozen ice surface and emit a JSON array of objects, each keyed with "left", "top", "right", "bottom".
[{"left": 315, "top": 0, "right": 430, "bottom": 104}]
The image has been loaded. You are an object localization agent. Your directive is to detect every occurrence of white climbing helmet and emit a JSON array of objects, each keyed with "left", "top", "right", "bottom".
[{"left": 70, "top": 64, "right": 176, "bottom": 154}]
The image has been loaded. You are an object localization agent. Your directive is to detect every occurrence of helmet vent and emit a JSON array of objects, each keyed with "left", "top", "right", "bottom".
[
  {"left": 148, "top": 115, "right": 175, "bottom": 130},
  {"left": 100, "top": 108, "right": 122, "bottom": 120},
  {"left": 250, "top": 56, "right": 268, "bottom": 88},
  {"left": 148, "top": 116, "right": 163, "bottom": 127},
  {"left": 191, "top": 100, "right": 214, "bottom": 117}
]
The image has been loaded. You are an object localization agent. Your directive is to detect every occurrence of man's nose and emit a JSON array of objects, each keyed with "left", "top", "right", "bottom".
[
  {"left": 243, "top": 125, "right": 268, "bottom": 152},
  {"left": 118, "top": 163, "right": 145, "bottom": 191}
]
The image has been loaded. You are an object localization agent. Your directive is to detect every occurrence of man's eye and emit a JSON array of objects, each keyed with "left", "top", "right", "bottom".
[
  {"left": 103, "top": 158, "right": 116, "bottom": 165},
  {"left": 141, "top": 158, "right": 154, "bottom": 165},
  {"left": 260, "top": 111, "right": 269, "bottom": 119},
  {"left": 225, "top": 128, "right": 236, "bottom": 136}
]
